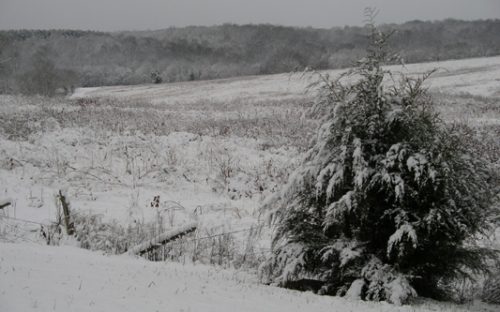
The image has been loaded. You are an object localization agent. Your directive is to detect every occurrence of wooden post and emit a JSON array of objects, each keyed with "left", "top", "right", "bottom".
[{"left": 58, "top": 190, "right": 75, "bottom": 235}]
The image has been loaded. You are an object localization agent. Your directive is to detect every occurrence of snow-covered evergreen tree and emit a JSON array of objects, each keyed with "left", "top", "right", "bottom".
[{"left": 260, "top": 22, "right": 498, "bottom": 304}]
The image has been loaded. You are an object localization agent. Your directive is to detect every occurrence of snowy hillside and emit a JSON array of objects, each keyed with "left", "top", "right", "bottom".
[
  {"left": 1, "top": 55, "right": 500, "bottom": 311},
  {"left": 72, "top": 56, "right": 500, "bottom": 101}
]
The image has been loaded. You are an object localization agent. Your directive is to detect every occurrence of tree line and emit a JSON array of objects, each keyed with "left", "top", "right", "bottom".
[{"left": 1, "top": 19, "right": 500, "bottom": 95}]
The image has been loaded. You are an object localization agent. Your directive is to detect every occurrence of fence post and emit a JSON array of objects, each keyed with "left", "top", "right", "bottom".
[{"left": 58, "top": 190, "right": 75, "bottom": 235}]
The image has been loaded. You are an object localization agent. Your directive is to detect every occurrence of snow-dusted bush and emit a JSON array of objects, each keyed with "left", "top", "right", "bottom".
[
  {"left": 261, "top": 24, "right": 499, "bottom": 304},
  {"left": 73, "top": 213, "right": 134, "bottom": 254},
  {"left": 73, "top": 212, "right": 171, "bottom": 255},
  {"left": 150, "top": 71, "right": 163, "bottom": 84}
]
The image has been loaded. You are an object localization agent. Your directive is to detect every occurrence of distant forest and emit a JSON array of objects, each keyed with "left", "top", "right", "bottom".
[{"left": 1, "top": 19, "right": 500, "bottom": 95}]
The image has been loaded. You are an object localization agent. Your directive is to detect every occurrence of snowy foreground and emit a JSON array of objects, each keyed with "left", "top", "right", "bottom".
[{"left": 1, "top": 242, "right": 497, "bottom": 312}]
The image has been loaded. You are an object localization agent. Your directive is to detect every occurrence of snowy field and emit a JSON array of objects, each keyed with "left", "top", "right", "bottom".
[
  {"left": 72, "top": 56, "right": 500, "bottom": 101},
  {"left": 1, "top": 243, "right": 498, "bottom": 312},
  {"left": 1, "top": 55, "right": 500, "bottom": 311}
]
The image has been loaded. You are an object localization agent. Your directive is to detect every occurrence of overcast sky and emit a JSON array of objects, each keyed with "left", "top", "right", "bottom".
[{"left": 1, "top": 0, "right": 499, "bottom": 31}]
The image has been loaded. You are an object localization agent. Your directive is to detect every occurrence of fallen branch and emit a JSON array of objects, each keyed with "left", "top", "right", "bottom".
[
  {"left": 0, "top": 198, "right": 12, "bottom": 209},
  {"left": 127, "top": 222, "right": 197, "bottom": 256}
]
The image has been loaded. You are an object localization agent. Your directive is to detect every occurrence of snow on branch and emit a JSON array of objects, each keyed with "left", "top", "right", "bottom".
[
  {"left": 127, "top": 222, "right": 197, "bottom": 256},
  {"left": 0, "top": 198, "right": 12, "bottom": 209}
]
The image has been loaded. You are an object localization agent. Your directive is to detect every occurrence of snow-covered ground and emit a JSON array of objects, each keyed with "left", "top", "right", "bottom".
[
  {"left": 1, "top": 242, "right": 497, "bottom": 312},
  {"left": 2, "top": 56, "right": 498, "bottom": 228},
  {"left": 1, "top": 55, "right": 500, "bottom": 311},
  {"left": 72, "top": 55, "right": 500, "bottom": 102}
]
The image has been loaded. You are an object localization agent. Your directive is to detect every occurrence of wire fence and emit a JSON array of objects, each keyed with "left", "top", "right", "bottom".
[
  {"left": 0, "top": 211, "right": 275, "bottom": 242},
  {"left": 0, "top": 206, "right": 302, "bottom": 271},
  {"left": 0, "top": 211, "right": 277, "bottom": 258},
  {"left": 0, "top": 215, "right": 45, "bottom": 244},
  {"left": 0, "top": 215, "right": 50, "bottom": 226}
]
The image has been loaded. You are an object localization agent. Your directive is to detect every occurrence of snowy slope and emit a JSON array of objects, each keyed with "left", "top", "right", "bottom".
[
  {"left": 72, "top": 56, "right": 500, "bottom": 103},
  {"left": 1, "top": 242, "right": 497, "bottom": 312}
]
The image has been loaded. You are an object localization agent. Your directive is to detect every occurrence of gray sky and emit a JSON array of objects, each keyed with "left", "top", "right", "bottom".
[{"left": 1, "top": 0, "right": 499, "bottom": 31}]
